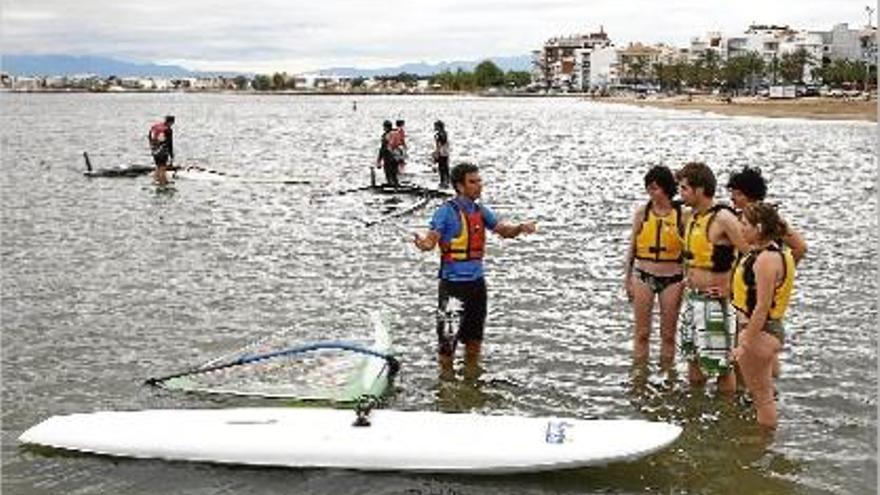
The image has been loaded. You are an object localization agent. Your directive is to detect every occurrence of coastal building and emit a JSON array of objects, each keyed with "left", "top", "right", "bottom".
[
  {"left": 12, "top": 76, "right": 42, "bottom": 91},
  {"left": 822, "top": 23, "right": 878, "bottom": 64},
  {"left": 618, "top": 43, "right": 662, "bottom": 85},
  {"left": 688, "top": 25, "right": 824, "bottom": 82},
  {"left": 688, "top": 32, "right": 725, "bottom": 62},
  {"left": 119, "top": 77, "right": 148, "bottom": 89},
  {"left": 294, "top": 73, "right": 352, "bottom": 90},
  {"left": 589, "top": 46, "right": 621, "bottom": 89},
  {"left": 686, "top": 22, "right": 876, "bottom": 71},
  {"left": 654, "top": 44, "right": 690, "bottom": 65},
  {"left": 585, "top": 43, "right": 682, "bottom": 91},
  {"left": 44, "top": 76, "right": 67, "bottom": 89},
  {"left": 533, "top": 28, "right": 612, "bottom": 91}
]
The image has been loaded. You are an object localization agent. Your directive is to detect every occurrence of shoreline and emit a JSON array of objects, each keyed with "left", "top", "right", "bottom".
[
  {"left": 3, "top": 89, "right": 876, "bottom": 121},
  {"left": 598, "top": 95, "right": 877, "bottom": 122}
]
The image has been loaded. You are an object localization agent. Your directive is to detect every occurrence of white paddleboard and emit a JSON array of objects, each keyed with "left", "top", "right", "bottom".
[{"left": 19, "top": 408, "right": 680, "bottom": 473}]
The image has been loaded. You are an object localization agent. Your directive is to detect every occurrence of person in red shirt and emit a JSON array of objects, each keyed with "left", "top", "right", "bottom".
[{"left": 148, "top": 115, "right": 175, "bottom": 185}]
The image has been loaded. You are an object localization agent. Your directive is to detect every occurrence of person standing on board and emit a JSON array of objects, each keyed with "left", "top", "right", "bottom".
[
  {"left": 376, "top": 120, "right": 399, "bottom": 186},
  {"left": 730, "top": 202, "right": 796, "bottom": 429},
  {"left": 676, "top": 162, "right": 748, "bottom": 393},
  {"left": 413, "top": 162, "right": 537, "bottom": 375},
  {"left": 433, "top": 120, "right": 451, "bottom": 188},
  {"left": 390, "top": 119, "right": 407, "bottom": 172},
  {"left": 148, "top": 115, "right": 175, "bottom": 185},
  {"left": 624, "top": 165, "right": 685, "bottom": 367}
]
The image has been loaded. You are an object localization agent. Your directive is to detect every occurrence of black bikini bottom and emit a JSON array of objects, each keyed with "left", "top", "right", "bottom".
[{"left": 634, "top": 269, "right": 684, "bottom": 294}]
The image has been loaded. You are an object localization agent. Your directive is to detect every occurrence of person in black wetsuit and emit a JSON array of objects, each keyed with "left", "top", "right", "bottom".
[
  {"left": 433, "top": 120, "right": 450, "bottom": 188},
  {"left": 376, "top": 120, "right": 399, "bottom": 186}
]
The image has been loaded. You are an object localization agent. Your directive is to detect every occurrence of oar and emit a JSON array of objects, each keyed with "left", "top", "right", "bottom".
[{"left": 145, "top": 341, "right": 399, "bottom": 387}]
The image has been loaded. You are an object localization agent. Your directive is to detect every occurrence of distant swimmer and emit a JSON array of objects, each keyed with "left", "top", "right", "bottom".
[
  {"left": 676, "top": 162, "right": 748, "bottom": 393},
  {"left": 377, "top": 120, "right": 399, "bottom": 186},
  {"left": 433, "top": 120, "right": 451, "bottom": 188},
  {"left": 413, "top": 162, "right": 537, "bottom": 376},
  {"left": 730, "top": 202, "right": 796, "bottom": 429},
  {"left": 148, "top": 115, "right": 175, "bottom": 185},
  {"left": 624, "top": 165, "right": 685, "bottom": 366}
]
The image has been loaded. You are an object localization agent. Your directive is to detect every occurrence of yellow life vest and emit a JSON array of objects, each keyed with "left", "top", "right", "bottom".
[
  {"left": 634, "top": 201, "right": 683, "bottom": 262},
  {"left": 683, "top": 204, "right": 736, "bottom": 272},
  {"left": 731, "top": 242, "right": 795, "bottom": 321}
]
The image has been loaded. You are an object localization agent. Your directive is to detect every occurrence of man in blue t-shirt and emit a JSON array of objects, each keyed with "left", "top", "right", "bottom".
[{"left": 413, "top": 162, "right": 537, "bottom": 374}]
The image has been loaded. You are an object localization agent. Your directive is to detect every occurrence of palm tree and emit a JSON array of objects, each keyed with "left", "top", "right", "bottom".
[
  {"left": 779, "top": 48, "right": 814, "bottom": 84},
  {"left": 629, "top": 57, "right": 647, "bottom": 86},
  {"left": 740, "top": 51, "right": 765, "bottom": 94},
  {"left": 700, "top": 50, "right": 721, "bottom": 89}
]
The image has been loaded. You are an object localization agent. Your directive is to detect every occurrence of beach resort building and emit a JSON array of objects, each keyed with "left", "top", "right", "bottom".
[
  {"left": 821, "top": 23, "right": 878, "bottom": 64},
  {"left": 584, "top": 43, "right": 685, "bottom": 91},
  {"left": 532, "top": 28, "right": 612, "bottom": 91},
  {"left": 588, "top": 46, "right": 621, "bottom": 89},
  {"left": 687, "top": 22, "right": 876, "bottom": 83},
  {"left": 617, "top": 43, "right": 663, "bottom": 85}
]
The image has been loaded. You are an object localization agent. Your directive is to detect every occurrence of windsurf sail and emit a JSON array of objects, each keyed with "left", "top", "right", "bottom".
[{"left": 146, "top": 311, "right": 398, "bottom": 402}]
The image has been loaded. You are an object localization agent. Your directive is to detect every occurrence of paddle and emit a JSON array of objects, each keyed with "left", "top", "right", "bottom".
[{"left": 145, "top": 341, "right": 400, "bottom": 387}]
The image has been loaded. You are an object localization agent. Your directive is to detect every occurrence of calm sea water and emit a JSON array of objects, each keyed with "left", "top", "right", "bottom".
[{"left": 1, "top": 93, "right": 876, "bottom": 494}]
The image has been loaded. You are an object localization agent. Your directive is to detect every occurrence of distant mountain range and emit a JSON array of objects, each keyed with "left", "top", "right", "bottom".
[
  {"left": 1, "top": 54, "right": 532, "bottom": 78},
  {"left": 317, "top": 55, "right": 533, "bottom": 77},
  {"left": 0, "top": 55, "right": 219, "bottom": 78}
]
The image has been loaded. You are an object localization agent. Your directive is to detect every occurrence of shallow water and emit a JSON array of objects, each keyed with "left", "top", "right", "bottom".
[{"left": 1, "top": 93, "right": 876, "bottom": 494}]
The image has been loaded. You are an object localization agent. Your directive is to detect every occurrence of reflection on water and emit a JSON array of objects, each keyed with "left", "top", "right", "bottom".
[{"left": 2, "top": 93, "right": 876, "bottom": 495}]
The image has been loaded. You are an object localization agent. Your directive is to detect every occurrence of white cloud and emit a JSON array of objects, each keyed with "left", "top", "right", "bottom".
[{"left": 1, "top": 0, "right": 872, "bottom": 72}]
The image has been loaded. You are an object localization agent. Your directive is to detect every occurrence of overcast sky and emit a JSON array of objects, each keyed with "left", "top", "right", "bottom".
[{"left": 3, "top": 1, "right": 874, "bottom": 73}]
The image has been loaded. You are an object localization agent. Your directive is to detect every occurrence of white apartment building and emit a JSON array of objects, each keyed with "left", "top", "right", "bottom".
[
  {"left": 533, "top": 28, "right": 612, "bottom": 90},
  {"left": 294, "top": 74, "right": 352, "bottom": 90},
  {"left": 822, "top": 23, "right": 878, "bottom": 63},
  {"left": 589, "top": 46, "right": 621, "bottom": 89},
  {"left": 689, "top": 23, "right": 876, "bottom": 83},
  {"left": 688, "top": 25, "right": 824, "bottom": 82}
]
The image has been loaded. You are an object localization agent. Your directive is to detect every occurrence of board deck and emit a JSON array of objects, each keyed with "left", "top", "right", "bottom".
[{"left": 19, "top": 407, "right": 681, "bottom": 473}]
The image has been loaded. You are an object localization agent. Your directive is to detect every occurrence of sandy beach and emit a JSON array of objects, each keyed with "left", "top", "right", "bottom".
[{"left": 601, "top": 94, "right": 877, "bottom": 122}]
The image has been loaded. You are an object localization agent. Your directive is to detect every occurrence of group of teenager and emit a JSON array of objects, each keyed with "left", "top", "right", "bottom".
[
  {"left": 377, "top": 119, "right": 451, "bottom": 188},
  {"left": 149, "top": 112, "right": 800, "bottom": 431},
  {"left": 624, "top": 162, "right": 806, "bottom": 429}
]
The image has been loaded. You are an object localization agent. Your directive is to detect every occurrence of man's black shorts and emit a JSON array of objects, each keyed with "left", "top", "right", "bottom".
[
  {"left": 437, "top": 278, "right": 487, "bottom": 351},
  {"left": 152, "top": 151, "right": 169, "bottom": 166}
]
